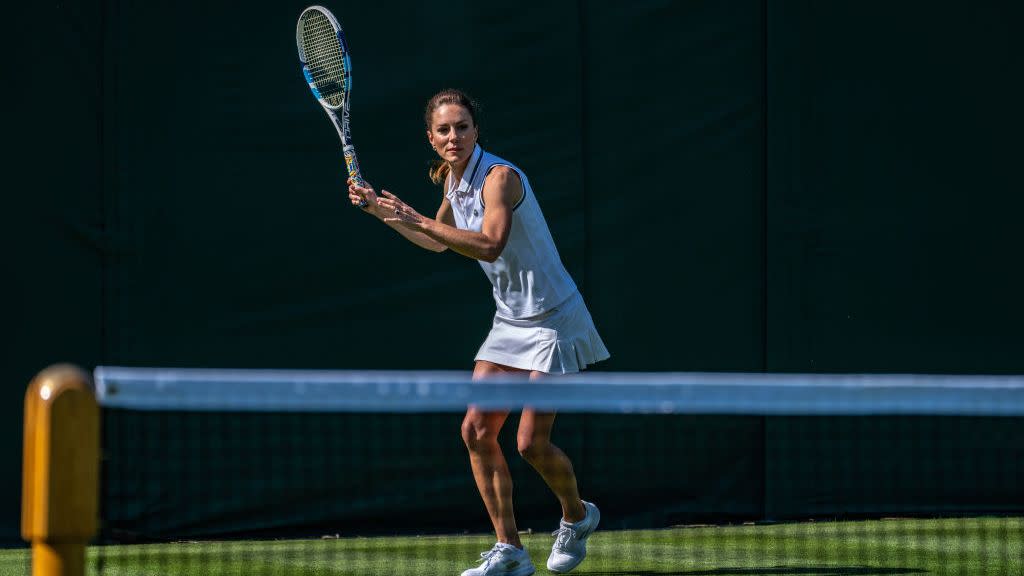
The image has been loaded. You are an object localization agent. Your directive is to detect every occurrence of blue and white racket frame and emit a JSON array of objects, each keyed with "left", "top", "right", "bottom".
[{"left": 296, "top": 5, "right": 367, "bottom": 207}]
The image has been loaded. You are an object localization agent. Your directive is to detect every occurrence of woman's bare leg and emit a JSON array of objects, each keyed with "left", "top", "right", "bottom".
[
  {"left": 463, "top": 360, "right": 525, "bottom": 547},
  {"left": 516, "top": 373, "right": 586, "bottom": 523}
]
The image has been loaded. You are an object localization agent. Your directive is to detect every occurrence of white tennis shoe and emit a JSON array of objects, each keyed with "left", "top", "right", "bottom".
[
  {"left": 461, "top": 542, "right": 535, "bottom": 576},
  {"left": 547, "top": 500, "right": 600, "bottom": 573}
]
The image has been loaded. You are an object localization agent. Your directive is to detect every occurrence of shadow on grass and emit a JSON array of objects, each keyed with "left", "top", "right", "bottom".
[{"left": 583, "top": 567, "right": 927, "bottom": 576}]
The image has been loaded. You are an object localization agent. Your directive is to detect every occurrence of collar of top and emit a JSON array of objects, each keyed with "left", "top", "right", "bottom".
[{"left": 446, "top": 144, "right": 484, "bottom": 200}]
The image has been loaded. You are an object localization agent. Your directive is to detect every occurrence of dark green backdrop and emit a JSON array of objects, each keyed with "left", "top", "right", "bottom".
[{"left": 6, "top": 0, "right": 1023, "bottom": 544}]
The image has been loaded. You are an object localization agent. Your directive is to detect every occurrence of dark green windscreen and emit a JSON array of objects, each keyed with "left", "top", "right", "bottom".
[{"left": 6, "top": 0, "right": 1023, "bottom": 544}]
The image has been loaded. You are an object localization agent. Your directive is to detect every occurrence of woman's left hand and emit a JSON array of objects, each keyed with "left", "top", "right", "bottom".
[{"left": 377, "top": 191, "right": 427, "bottom": 229}]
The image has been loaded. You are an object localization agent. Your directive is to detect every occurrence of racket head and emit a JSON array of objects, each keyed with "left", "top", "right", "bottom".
[{"left": 296, "top": 6, "right": 352, "bottom": 110}]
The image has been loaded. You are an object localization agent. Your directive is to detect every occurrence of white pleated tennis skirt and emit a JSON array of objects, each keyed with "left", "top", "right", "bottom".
[{"left": 475, "top": 291, "right": 610, "bottom": 374}]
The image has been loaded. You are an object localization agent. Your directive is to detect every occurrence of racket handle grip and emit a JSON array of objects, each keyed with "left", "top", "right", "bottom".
[{"left": 343, "top": 146, "right": 368, "bottom": 208}]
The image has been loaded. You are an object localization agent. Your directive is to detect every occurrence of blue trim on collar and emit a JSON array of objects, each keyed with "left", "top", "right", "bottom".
[{"left": 446, "top": 145, "right": 484, "bottom": 199}]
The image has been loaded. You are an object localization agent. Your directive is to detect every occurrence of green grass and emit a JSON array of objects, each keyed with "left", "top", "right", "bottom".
[{"left": 2, "top": 517, "right": 1020, "bottom": 575}]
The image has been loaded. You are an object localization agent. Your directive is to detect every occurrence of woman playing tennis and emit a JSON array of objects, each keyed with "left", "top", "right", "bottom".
[{"left": 349, "top": 89, "right": 608, "bottom": 576}]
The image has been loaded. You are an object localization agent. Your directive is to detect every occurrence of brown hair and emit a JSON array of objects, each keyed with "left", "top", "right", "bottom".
[{"left": 425, "top": 89, "right": 479, "bottom": 185}]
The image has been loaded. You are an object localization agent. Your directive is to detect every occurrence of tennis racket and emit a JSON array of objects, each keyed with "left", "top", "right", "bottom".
[{"left": 296, "top": 5, "right": 367, "bottom": 207}]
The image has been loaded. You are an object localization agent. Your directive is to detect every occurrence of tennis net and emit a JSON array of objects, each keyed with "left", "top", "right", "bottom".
[{"left": 21, "top": 368, "right": 1024, "bottom": 575}]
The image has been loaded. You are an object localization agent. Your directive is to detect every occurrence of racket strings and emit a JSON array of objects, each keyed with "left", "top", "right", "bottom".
[{"left": 300, "top": 11, "right": 347, "bottom": 106}]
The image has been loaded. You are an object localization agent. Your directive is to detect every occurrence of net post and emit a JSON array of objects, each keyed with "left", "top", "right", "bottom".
[{"left": 21, "top": 364, "right": 99, "bottom": 576}]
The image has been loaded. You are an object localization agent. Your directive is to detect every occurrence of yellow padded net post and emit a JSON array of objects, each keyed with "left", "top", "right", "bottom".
[{"left": 22, "top": 364, "right": 99, "bottom": 576}]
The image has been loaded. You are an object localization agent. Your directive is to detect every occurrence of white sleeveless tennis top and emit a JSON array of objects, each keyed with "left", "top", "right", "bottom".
[{"left": 446, "top": 145, "right": 578, "bottom": 319}]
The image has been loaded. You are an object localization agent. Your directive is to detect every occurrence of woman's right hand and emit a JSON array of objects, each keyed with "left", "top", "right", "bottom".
[{"left": 348, "top": 180, "right": 381, "bottom": 214}]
